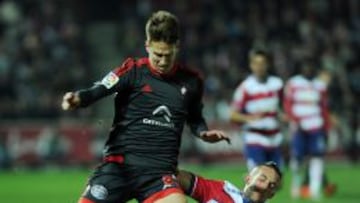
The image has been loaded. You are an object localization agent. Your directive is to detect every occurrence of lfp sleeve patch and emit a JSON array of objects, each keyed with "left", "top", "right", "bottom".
[{"left": 101, "top": 72, "right": 119, "bottom": 89}]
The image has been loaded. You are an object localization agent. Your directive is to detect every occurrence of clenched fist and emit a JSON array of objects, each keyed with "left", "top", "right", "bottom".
[{"left": 61, "top": 92, "right": 80, "bottom": 110}]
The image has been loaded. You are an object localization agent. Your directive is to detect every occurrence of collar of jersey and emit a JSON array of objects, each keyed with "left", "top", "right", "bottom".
[
  {"left": 145, "top": 57, "right": 178, "bottom": 78},
  {"left": 223, "top": 181, "right": 255, "bottom": 203},
  {"left": 224, "top": 181, "right": 245, "bottom": 203}
]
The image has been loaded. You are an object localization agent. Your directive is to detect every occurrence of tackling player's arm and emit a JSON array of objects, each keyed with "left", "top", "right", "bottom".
[
  {"left": 177, "top": 170, "right": 213, "bottom": 202},
  {"left": 62, "top": 58, "right": 137, "bottom": 110},
  {"left": 186, "top": 77, "right": 230, "bottom": 144},
  {"left": 177, "top": 169, "right": 228, "bottom": 203}
]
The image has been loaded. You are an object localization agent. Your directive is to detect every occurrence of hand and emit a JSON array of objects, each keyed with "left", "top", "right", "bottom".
[
  {"left": 279, "top": 113, "right": 290, "bottom": 123},
  {"left": 330, "top": 114, "right": 340, "bottom": 128},
  {"left": 199, "top": 130, "right": 231, "bottom": 144},
  {"left": 245, "top": 114, "right": 263, "bottom": 123},
  {"left": 61, "top": 92, "right": 80, "bottom": 110}
]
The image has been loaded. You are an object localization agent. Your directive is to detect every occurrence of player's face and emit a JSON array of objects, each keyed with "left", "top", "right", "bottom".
[
  {"left": 318, "top": 70, "right": 332, "bottom": 85},
  {"left": 250, "top": 55, "right": 268, "bottom": 79},
  {"left": 146, "top": 40, "right": 178, "bottom": 74},
  {"left": 243, "top": 166, "right": 281, "bottom": 203},
  {"left": 301, "top": 64, "right": 316, "bottom": 78}
]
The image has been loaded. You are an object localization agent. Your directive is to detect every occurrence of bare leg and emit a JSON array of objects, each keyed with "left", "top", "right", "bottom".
[{"left": 153, "top": 193, "right": 187, "bottom": 203}]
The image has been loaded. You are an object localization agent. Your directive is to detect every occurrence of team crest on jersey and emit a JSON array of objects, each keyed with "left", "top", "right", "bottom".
[
  {"left": 90, "top": 184, "right": 108, "bottom": 200},
  {"left": 101, "top": 72, "right": 119, "bottom": 89},
  {"left": 181, "top": 86, "right": 187, "bottom": 95}
]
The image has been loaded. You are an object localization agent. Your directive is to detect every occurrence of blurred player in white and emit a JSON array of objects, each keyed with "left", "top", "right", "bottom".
[
  {"left": 230, "top": 49, "right": 284, "bottom": 171},
  {"left": 284, "top": 60, "right": 331, "bottom": 200}
]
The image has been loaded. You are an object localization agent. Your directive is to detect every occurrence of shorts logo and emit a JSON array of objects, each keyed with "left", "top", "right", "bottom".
[
  {"left": 162, "top": 175, "right": 178, "bottom": 190},
  {"left": 101, "top": 72, "right": 119, "bottom": 89},
  {"left": 90, "top": 184, "right": 108, "bottom": 200}
]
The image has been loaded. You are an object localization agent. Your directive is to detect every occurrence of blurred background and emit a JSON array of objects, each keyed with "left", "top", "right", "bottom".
[{"left": 0, "top": 0, "right": 359, "bottom": 202}]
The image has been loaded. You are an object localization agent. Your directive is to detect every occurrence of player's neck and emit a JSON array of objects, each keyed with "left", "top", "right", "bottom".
[
  {"left": 147, "top": 58, "right": 177, "bottom": 76},
  {"left": 254, "top": 74, "right": 268, "bottom": 83}
]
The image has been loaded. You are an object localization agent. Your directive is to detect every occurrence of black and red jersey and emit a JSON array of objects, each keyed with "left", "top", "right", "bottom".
[{"left": 77, "top": 57, "right": 208, "bottom": 170}]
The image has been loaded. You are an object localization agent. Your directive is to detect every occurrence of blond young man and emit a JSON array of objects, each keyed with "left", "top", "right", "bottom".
[{"left": 62, "top": 11, "right": 229, "bottom": 203}]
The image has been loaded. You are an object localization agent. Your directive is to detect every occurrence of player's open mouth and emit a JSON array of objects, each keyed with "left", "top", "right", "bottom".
[
  {"left": 158, "top": 66, "right": 171, "bottom": 73},
  {"left": 159, "top": 66, "right": 168, "bottom": 70},
  {"left": 250, "top": 186, "right": 268, "bottom": 194}
]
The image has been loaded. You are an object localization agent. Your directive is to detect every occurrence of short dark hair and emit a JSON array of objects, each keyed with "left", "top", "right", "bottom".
[
  {"left": 302, "top": 58, "right": 317, "bottom": 68},
  {"left": 248, "top": 48, "right": 269, "bottom": 60},
  {"left": 145, "top": 10, "right": 179, "bottom": 44},
  {"left": 260, "top": 161, "right": 282, "bottom": 179}
]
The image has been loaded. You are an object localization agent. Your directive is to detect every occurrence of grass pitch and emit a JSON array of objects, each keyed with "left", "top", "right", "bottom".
[{"left": 0, "top": 162, "right": 359, "bottom": 203}]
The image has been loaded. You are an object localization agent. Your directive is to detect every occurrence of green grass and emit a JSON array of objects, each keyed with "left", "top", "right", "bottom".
[{"left": 0, "top": 162, "right": 359, "bottom": 203}]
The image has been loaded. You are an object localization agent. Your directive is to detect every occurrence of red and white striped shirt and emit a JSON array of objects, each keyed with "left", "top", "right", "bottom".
[
  {"left": 232, "top": 75, "right": 283, "bottom": 148},
  {"left": 284, "top": 75, "right": 329, "bottom": 132}
]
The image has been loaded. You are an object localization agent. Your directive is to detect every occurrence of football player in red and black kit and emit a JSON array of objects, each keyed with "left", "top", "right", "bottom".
[
  {"left": 61, "top": 10, "right": 229, "bottom": 203},
  {"left": 177, "top": 162, "right": 282, "bottom": 203}
]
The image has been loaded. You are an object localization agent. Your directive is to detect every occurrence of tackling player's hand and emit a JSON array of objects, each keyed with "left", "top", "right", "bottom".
[
  {"left": 61, "top": 92, "right": 80, "bottom": 110},
  {"left": 199, "top": 130, "right": 231, "bottom": 144}
]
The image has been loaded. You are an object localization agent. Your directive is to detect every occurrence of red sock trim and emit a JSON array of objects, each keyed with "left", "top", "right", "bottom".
[
  {"left": 142, "top": 188, "right": 184, "bottom": 203},
  {"left": 78, "top": 197, "right": 95, "bottom": 203}
]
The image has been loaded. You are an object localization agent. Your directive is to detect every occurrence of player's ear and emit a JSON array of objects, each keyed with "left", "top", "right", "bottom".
[
  {"left": 244, "top": 175, "right": 250, "bottom": 184},
  {"left": 145, "top": 40, "right": 150, "bottom": 53},
  {"left": 173, "top": 41, "right": 180, "bottom": 54}
]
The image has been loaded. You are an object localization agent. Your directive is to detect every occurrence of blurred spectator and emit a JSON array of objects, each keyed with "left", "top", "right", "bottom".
[
  {"left": 36, "top": 126, "right": 70, "bottom": 166},
  {"left": 346, "top": 62, "right": 360, "bottom": 162},
  {"left": 0, "top": 0, "right": 88, "bottom": 119}
]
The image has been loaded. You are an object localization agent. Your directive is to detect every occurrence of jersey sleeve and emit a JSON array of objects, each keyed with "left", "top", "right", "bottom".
[
  {"left": 190, "top": 175, "right": 225, "bottom": 203},
  {"left": 320, "top": 86, "right": 330, "bottom": 131},
  {"left": 231, "top": 83, "right": 246, "bottom": 112},
  {"left": 187, "top": 77, "right": 209, "bottom": 136},
  {"left": 77, "top": 58, "right": 138, "bottom": 107},
  {"left": 283, "top": 81, "right": 297, "bottom": 121}
]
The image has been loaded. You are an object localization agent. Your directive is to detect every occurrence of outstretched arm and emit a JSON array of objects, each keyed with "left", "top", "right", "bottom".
[
  {"left": 62, "top": 84, "right": 113, "bottom": 110},
  {"left": 61, "top": 58, "right": 138, "bottom": 111}
]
